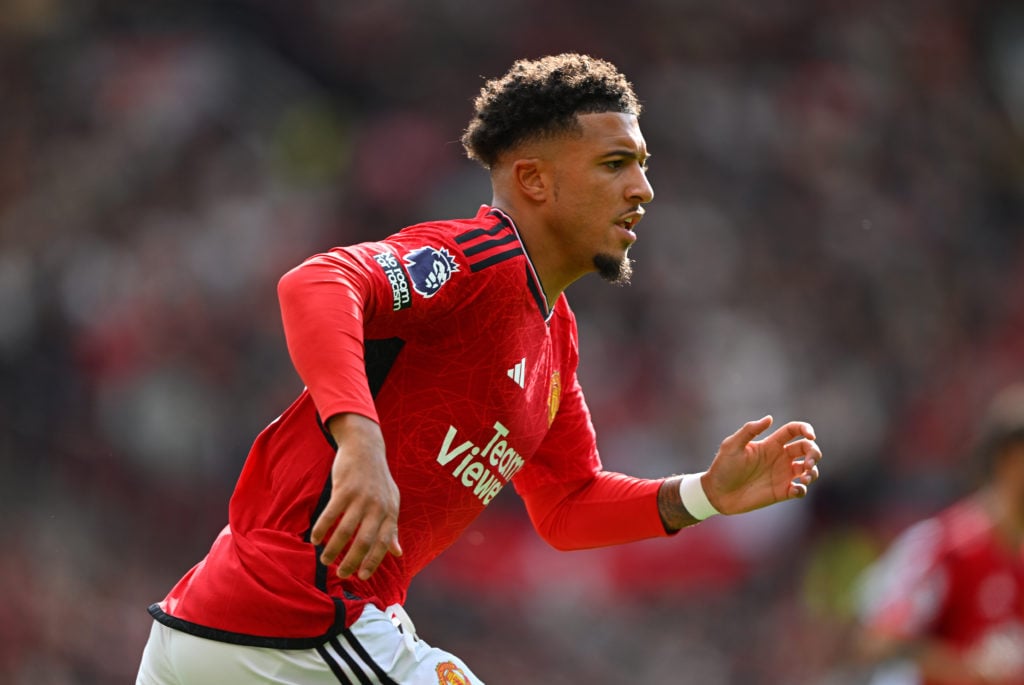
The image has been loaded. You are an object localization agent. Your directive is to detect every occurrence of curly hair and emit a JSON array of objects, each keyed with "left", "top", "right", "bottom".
[{"left": 461, "top": 53, "right": 641, "bottom": 169}]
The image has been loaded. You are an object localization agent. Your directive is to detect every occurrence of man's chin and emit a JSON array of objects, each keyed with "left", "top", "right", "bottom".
[{"left": 593, "top": 253, "right": 633, "bottom": 285}]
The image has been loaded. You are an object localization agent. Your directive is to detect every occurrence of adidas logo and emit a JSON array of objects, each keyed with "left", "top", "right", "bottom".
[{"left": 507, "top": 357, "right": 526, "bottom": 388}]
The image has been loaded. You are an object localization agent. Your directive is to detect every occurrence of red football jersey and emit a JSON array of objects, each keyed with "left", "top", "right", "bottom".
[
  {"left": 150, "top": 206, "right": 665, "bottom": 646},
  {"left": 859, "top": 498, "right": 1024, "bottom": 684}
]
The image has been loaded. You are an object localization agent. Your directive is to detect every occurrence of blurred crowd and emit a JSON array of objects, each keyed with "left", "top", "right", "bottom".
[{"left": 2, "top": 0, "right": 1023, "bottom": 682}]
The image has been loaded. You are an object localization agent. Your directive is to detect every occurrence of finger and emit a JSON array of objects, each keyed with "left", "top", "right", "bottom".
[
  {"left": 725, "top": 415, "right": 773, "bottom": 448},
  {"left": 388, "top": 532, "right": 404, "bottom": 558},
  {"left": 767, "top": 420, "right": 816, "bottom": 445},
  {"left": 355, "top": 517, "right": 400, "bottom": 579},
  {"left": 784, "top": 438, "right": 821, "bottom": 465},
  {"left": 788, "top": 463, "right": 820, "bottom": 498},
  {"left": 356, "top": 537, "right": 393, "bottom": 580},
  {"left": 337, "top": 506, "right": 399, "bottom": 578},
  {"left": 310, "top": 497, "right": 350, "bottom": 552},
  {"left": 790, "top": 457, "right": 818, "bottom": 478},
  {"left": 336, "top": 524, "right": 374, "bottom": 578},
  {"left": 309, "top": 498, "right": 343, "bottom": 546},
  {"left": 320, "top": 508, "right": 360, "bottom": 566},
  {"left": 791, "top": 458, "right": 820, "bottom": 478}
]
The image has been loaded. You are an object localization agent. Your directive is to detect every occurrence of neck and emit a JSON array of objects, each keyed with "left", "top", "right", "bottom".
[{"left": 490, "top": 198, "right": 581, "bottom": 308}]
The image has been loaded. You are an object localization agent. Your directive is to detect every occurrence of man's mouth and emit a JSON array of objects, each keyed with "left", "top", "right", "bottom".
[
  {"left": 619, "top": 209, "right": 644, "bottom": 228},
  {"left": 616, "top": 210, "right": 644, "bottom": 241}
]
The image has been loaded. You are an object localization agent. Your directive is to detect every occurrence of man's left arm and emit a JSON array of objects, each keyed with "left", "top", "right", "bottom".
[{"left": 519, "top": 414, "right": 821, "bottom": 551}]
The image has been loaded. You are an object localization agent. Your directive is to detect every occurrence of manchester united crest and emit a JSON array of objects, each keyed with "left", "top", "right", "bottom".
[
  {"left": 547, "top": 371, "right": 561, "bottom": 426},
  {"left": 436, "top": 660, "right": 471, "bottom": 684}
]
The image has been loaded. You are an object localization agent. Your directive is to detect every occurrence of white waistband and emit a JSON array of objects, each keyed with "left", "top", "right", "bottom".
[{"left": 385, "top": 603, "right": 418, "bottom": 654}]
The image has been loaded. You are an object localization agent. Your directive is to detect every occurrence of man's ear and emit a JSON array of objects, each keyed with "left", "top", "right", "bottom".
[{"left": 512, "top": 158, "right": 548, "bottom": 202}]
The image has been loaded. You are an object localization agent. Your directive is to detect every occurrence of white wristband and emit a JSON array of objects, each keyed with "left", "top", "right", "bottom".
[{"left": 679, "top": 472, "right": 720, "bottom": 521}]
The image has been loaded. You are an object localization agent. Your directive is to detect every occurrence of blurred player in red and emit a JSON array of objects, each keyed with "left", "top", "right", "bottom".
[
  {"left": 857, "top": 385, "right": 1024, "bottom": 685},
  {"left": 136, "top": 53, "right": 822, "bottom": 684}
]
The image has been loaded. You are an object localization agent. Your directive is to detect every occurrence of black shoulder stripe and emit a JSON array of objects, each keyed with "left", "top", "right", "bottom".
[
  {"left": 469, "top": 246, "right": 524, "bottom": 272},
  {"left": 455, "top": 216, "right": 511, "bottom": 244},
  {"left": 463, "top": 233, "right": 518, "bottom": 257}
]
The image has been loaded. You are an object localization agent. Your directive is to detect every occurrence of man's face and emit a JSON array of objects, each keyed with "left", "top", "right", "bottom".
[{"left": 544, "top": 111, "right": 654, "bottom": 284}]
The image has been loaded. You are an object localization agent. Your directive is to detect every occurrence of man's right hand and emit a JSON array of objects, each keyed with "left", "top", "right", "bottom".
[{"left": 309, "top": 413, "right": 402, "bottom": 580}]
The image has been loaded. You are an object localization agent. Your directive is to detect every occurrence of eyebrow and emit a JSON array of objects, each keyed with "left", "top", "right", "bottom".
[{"left": 600, "top": 149, "right": 651, "bottom": 163}]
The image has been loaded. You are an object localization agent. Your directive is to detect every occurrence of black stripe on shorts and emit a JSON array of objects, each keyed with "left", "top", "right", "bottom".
[
  {"left": 316, "top": 643, "right": 356, "bottom": 684},
  {"left": 318, "top": 639, "right": 377, "bottom": 685},
  {"left": 316, "top": 632, "right": 400, "bottom": 685},
  {"left": 339, "top": 630, "right": 399, "bottom": 684}
]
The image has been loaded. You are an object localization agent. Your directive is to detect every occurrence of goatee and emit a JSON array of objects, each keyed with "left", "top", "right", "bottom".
[{"left": 593, "top": 253, "right": 633, "bottom": 285}]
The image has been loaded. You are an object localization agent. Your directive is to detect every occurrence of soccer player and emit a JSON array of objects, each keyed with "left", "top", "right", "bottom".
[
  {"left": 856, "top": 384, "right": 1024, "bottom": 685},
  {"left": 137, "top": 53, "right": 822, "bottom": 684}
]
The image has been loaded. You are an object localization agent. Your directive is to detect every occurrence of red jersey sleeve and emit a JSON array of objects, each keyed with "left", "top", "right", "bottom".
[
  {"left": 513, "top": 313, "right": 669, "bottom": 550},
  {"left": 519, "top": 471, "right": 668, "bottom": 551},
  {"left": 278, "top": 249, "right": 381, "bottom": 424},
  {"left": 277, "top": 228, "right": 470, "bottom": 425}
]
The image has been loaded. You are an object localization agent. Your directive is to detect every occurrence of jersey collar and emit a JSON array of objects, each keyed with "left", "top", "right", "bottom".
[{"left": 482, "top": 205, "right": 553, "bottom": 322}]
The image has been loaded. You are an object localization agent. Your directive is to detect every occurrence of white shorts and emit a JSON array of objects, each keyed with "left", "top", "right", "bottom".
[{"left": 136, "top": 603, "right": 483, "bottom": 684}]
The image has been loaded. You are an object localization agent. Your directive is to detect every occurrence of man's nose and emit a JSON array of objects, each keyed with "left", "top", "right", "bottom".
[{"left": 629, "top": 169, "right": 654, "bottom": 204}]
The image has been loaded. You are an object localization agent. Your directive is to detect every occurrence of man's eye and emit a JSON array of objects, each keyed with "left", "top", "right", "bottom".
[{"left": 605, "top": 160, "right": 623, "bottom": 169}]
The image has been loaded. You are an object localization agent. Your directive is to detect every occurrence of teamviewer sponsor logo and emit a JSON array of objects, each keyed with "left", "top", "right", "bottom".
[
  {"left": 372, "top": 252, "right": 411, "bottom": 311},
  {"left": 435, "top": 421, "right": 525, "bottom": 506}
]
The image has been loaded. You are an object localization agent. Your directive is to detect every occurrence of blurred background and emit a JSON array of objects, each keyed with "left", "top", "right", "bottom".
[{"left": 2, "top": 0, "right": 1023, "bottom": 682}]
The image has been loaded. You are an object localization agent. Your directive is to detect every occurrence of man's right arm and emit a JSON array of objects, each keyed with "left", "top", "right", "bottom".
[
  {"left": 310, "top": 412, "right": 402, "bottom": 581},
  {"left": 278, "top": 251, "right": 401, "bottom": 579},
  {"left": 277, "top": 251, "right": 380, "bottom": 424}
]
